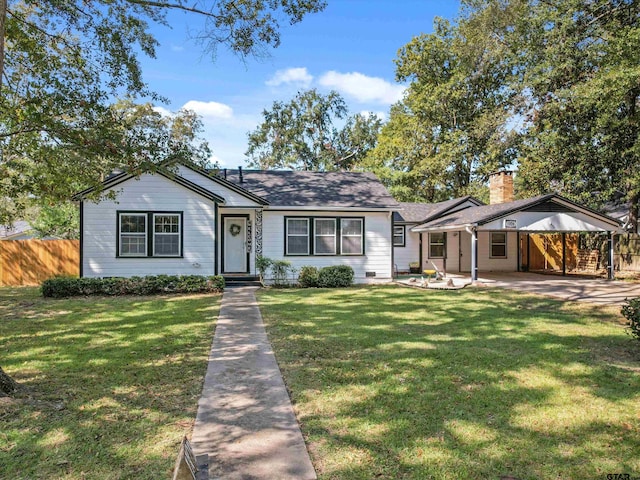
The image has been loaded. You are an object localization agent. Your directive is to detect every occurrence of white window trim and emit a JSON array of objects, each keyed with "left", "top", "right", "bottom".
[
  {"left": 490, "top": 231, "right": 508, "bottom": 258},
  {"left": 340, "top": 218, "right": 363, "bottom": 255},
  {"left": 286, "top": 218, "right": 310, "bottom": 255},
  {"left": 314, "top": 218, "right": 337, "bottom": 255},
  {"left": 152, "top": 213, "right": 181, "bottom": 257},
  {"left": 119, "top": 213, "right": 147, "bottom": 257},
  {"left": 429, "top": 232, "right": 445, "bottom": 259},
  {"left": 393, "top": 225, "right": 406, "bottom": 247}
]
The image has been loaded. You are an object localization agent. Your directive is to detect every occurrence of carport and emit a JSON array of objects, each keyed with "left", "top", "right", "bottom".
[{"left": 412, "top": 193, "right": 623, "bottom": 282}]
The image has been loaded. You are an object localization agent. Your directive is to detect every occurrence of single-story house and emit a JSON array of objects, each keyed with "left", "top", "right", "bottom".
[
  {"left": 73, "top": 161, "right": 400, "bottom": 283},
  {"left": 74, "top": 165, "right": 622, "bottom": 283}
]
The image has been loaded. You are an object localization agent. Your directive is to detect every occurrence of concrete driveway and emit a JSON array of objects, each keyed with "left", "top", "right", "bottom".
[{"left": 475, "top": 272, "right": 640, "bottom": 306}]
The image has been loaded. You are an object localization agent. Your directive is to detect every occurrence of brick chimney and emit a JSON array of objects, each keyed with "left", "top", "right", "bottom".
[{"left": 489, "top": 171, "right": 514, "bottom": 204}]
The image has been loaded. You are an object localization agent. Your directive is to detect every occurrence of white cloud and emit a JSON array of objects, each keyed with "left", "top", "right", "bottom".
[
  {"left": 359, "top": 110, "right": 387, "bottom": 122},
  {"left": 182, "top": 100, "right": 233, "bottom": 120},
  {"left": 319, "top": 71, "right": 405, "bottom": 105},
  {"left": 266, "top": 67, "right": 313, "bottom": 88},
  {"left": 171, "top": 44, "right": 185, "bottom": 52},
  {"left": 152, "top": 106, "right": 172, "bottom": 117}
]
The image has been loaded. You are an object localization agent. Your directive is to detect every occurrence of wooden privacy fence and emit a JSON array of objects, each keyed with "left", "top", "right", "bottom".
[{"left": 0, "top": 239, "right": 79, "bottom": 286}]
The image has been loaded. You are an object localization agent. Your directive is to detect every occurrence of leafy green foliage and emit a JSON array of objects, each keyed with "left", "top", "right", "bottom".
[
  {"left": 26, "top": 202, "right": 79, "bottom": 239},
  {"left": 271, "top": 260, "right": 296, "bottom": 287},
  {"left": 297, "top": 265, "right": 319, "bottom": 287},
  {"left": 246, "top": 89, "right": 382, "bottom": 171},
  {"left": 256, "top": 255, "right": 273, "bottom": 283},
  {"left": 365, "top": 16, "right": 517, "bottom": 202},
  {"left": 622, "top": 297, "right": 640, "bottom": 342},
  {"left": 41, "top": 275, "right": 225, "bottom": 298},
  {"left": 0, "top": 0, "right": 326, "bottom": 223},
  {"left": 317, "top": 265, "right": 354, "bottom": 288}
]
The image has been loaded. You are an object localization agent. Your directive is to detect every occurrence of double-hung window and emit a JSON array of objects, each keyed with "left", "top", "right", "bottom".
[
  {"left": 314, "top": 218, "right": 337, "bottom": 255},
  {"left": 118, "top": 211, "right": 182, "bottom": 257},
  {"left": 393, "top": 225, "right": 406, "bottom": 247},
  {"left": 119, "top": 213, "right": 147, "bottom": 256},
  {"left": 341, "top": 218, "right": 363, "bottom": 255},
  {"left": 286, "top": 218, "right": 310, "bottom": 255},
  {"left": 490, "top": 232, "right": 507, "bottom": 258},
  {"left": 153, "top": 214, "right": 181, "bottom": 256},
  {"left": 285, "top": 217, "right": 364, "bottom": 256},
  {"left": 429, "top": 232, "right": 445, "bottom": 258}
]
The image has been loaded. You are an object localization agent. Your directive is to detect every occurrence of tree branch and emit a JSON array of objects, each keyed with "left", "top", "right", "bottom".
[{"left": 124, "top": 0, "right": 222, "bottom": 19}]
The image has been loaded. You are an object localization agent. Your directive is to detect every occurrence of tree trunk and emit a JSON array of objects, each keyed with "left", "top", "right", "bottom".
[
  {"left": 0, "top": 0, "right": 6, "bottom": 91},
  {"left": 0, "top": 366, "right": 19, "bottom": 396}
]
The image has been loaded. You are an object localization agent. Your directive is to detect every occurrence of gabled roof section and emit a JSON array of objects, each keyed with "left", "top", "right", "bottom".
[
  {"left": 413, "top": 194, "right": 622, "bottom": 231},
  {"left": 72, "top": 165, "right": 226, "bottom": 204},
  {"left": 181, "top": 163, "right": 269, "bottom": 205},
  {"left": 217, "top": 169, "right": 399, "bottom": 209},
  {"left": 394, "top": 196, "right": 484, "bottom": 223}
]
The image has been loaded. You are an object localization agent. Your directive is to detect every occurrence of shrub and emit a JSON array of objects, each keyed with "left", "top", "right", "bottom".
[
  {"left": 256, "top": 256, "right": 273, "bottom": 284},
  {"left": 298, "top": 266, "right": 319, "bottom": 287},
  {"left": 271, "top": 260, "right": 296, "bottom": 287},
  {"left": 317, "top": 265, "right": 354, "bottom": 288},
  {"left": 621, "top": 297, "right": 640, "bottom": 342},
  {"left": 41, "top": 275, "right": 225, "bottom": 298}
]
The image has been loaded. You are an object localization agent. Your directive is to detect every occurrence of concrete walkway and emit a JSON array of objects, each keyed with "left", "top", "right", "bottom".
[{"left": 191, "top": 286, "right": 316, "bottom": 480}]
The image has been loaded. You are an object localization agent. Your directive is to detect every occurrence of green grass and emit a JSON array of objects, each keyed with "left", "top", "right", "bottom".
[
  {"left": 258, "top": 285, "right": 640, "bottom": 480},
  {"left": 0, "top": 287, "right": 220, "bottom": 479}
]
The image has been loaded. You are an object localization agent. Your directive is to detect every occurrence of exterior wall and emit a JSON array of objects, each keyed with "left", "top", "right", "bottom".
[
  {"left": 261, "top": 210, "right": 393, "bottom": 283},
  {"left": 477, "top": 231, "right": 519, "bottom": 272},
  {"left": 82, "top": 173, "right": 216, "bottom": 277},
  {"left": 393, "top": 227, "right": 420, "bottom": 272}
]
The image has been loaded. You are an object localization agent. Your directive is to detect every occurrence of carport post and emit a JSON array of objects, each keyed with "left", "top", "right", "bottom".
[
  {"left": 471, "top": 228, "right": 478, "bottom": 282},
  {"left": 607, "top": 231, "right": 615, "bottom": 280}
]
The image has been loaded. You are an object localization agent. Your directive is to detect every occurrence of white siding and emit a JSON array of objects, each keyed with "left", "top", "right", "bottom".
[
  {"left": 177, "top": 165, "right": 261, "bottom": 207},
  {"left": 83, "top": 173, "right": 216, "bottom": 277},
  {"left": 262, "top": 210, "right": 393, "bottom": 283},
  {"left": 393, "top": 228, "right": 420, "bottom": 272}
]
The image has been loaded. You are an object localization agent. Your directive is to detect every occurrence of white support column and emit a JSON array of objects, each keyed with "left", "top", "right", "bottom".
[
  {"left": 471, "top": 228, "right": 478, "bottom": 282},
  {"left": 608, "top": 231, "right": 615, "bottom": 280}
]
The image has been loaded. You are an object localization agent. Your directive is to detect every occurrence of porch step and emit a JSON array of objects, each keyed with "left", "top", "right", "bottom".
[{"left": 223, "top": 275, "right": 262, "bottom": 287}]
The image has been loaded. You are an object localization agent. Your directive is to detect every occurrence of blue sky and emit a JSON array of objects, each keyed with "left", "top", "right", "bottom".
[{"left": 142, "top": 1, "right": 461, "bottom": 168}]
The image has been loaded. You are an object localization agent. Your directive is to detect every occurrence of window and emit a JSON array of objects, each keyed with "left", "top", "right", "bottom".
[
  {"left": 491, "top": 232, "right": 507, "bottom": 258},
  {"left": 314, "top": 218, "right": 336, "bottom": 255},
  {"left": 286, "top": 218, "right": 309, "bottom": 255},
  {"left": 393, "top": 225, "right": 406, "bottom": 247},
  {"left": 284, "top": 217, "right": 365, "bottom": 256},
  {"left": 429, "top": 232, "right": 445, "bottom": 258},
  {"left": 153, "top": 214, "right": 181, "bottom": 256},
  {"left": 118, "top": 211, "right": 182, "bottom": 258},
  {"left": 119, "top": 213, "right": 147, "bottom": 256},
  {"left": 341, "top": 218, "right": 363, "bottom": 255}
]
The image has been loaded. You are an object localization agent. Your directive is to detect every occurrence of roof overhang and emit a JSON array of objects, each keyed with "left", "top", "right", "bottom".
[{"left": 263, "top": 206, "right": 397, "bottom": 212}]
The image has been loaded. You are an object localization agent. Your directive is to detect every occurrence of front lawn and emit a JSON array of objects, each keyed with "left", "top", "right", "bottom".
[
  {"left": 258, "top": 286, "right": 640, "bottom": 480},
  {"left": 0, "top": 287, "right": 219, "bottom": 479}
]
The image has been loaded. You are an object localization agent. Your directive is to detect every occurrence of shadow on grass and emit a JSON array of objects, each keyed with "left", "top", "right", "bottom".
[
  {"left": 259, "top": 285, "right": 640, "bottom": 480},
  {"left": 0, "top": 290, "right": 219, "bottom": 479}
]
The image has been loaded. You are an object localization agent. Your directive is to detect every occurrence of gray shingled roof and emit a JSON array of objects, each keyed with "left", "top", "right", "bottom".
[
  {"left": 413, "top": 194, "right": 621, "bottom": 230},
  {"left": 219, "top": 169, "right": 399, "bottom": 208},
  {"left": 393, "top": 197, "right": 483, "bottom": 223}
]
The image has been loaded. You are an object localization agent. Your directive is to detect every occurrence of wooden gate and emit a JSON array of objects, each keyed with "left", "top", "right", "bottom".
[
  {"left": 522, "top": 233, "right": 579, "bottom": 272},
  {"left": 0, "top": 239, "right": 79, "bottom": 286}
]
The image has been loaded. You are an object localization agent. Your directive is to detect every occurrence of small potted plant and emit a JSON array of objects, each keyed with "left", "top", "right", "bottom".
[{"left": 409, "top": 262, "right": 420, "bottom": 274}]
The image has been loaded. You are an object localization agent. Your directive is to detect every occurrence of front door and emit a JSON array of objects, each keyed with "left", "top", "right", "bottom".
[
  {"left": 459, "top": 231, "right": 472, "bottom": 272},
  {"left": 223, "top": 217, "right": 248, "bottom": 273}
]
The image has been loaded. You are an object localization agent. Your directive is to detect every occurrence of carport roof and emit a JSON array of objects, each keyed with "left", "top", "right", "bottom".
[{"left": 412, "top": 194, "right": 622, "bottom": 232}]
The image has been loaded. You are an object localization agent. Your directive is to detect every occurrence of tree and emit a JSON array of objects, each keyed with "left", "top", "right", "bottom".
[
  {"left": 365, "top": 16, "right": 518, "bottom": 202},
  {"left": 463, "top": 0, "right": 640, "bottom": 228},
  {"left": 0, "top": 0, "right": 326, "bottom": 224},
  {"left": 27, "top": 202, "right": 79, "bottom": 239},
  {"left": 245, "top": 89, "right": 382, "bottom": 171}
]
